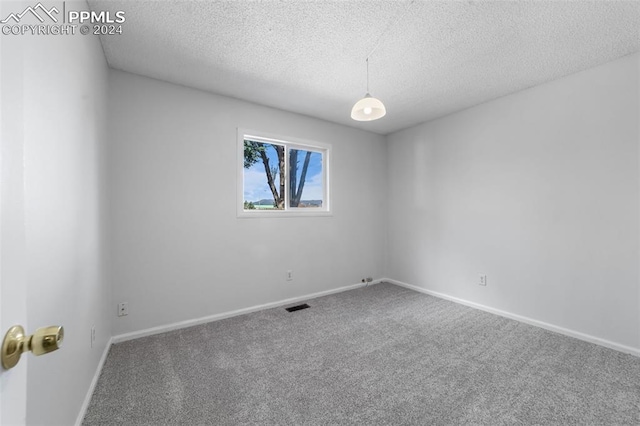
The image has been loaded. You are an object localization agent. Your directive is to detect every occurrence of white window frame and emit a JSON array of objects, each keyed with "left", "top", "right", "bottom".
[{"left": 237, "top": 128, "right": 331, "bottom": 218}]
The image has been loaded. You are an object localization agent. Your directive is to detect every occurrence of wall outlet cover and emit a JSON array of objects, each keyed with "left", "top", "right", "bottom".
[{"left": 118, "top": 302, "right": 129, "bottom": 316}]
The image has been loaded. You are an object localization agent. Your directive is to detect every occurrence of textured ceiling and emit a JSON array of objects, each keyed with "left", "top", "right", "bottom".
[{"left": 89, "top": 0, "right": 640, "bottom": 135}]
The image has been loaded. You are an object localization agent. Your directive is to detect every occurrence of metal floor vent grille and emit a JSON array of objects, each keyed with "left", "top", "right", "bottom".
[{"left": 285, "top": 304, "right": 310, "bottom": 312}]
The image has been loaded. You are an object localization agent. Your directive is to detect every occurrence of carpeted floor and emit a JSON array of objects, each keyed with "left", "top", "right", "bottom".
[{"left": 83, "top": 283, "right": 640, "bottom": 425}]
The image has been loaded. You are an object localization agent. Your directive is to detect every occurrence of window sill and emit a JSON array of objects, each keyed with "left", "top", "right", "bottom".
[{"left": 237, "top": 210, "right": 332, "bottom": 218}]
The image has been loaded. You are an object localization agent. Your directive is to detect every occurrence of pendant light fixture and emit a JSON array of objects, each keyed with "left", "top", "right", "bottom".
[
  {"left": 350, "top": 0, "right": 415, "bottom": 122},
  {"left": 351, "top": 58, "right": 386, "bottom": 121}
]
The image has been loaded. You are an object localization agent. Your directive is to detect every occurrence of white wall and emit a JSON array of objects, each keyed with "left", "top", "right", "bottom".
[
  {"left": 386, "top": 53, "right": 640, "bottom": 351},
  {"left": 107, "top": 70, "right": 387, "bottom": 336},
  {"left": 20, "top": 1, "right": 111, "bottom": 424}
]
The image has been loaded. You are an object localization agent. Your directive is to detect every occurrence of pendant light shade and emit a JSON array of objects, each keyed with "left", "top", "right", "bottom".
[{"left": 351, "top": 93, "right": 386, "bottom": 121}]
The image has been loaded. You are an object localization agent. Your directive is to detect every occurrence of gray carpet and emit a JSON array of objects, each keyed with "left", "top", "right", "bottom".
[{"left": 83, "top": 283, "right": 640, "bottom": 425}]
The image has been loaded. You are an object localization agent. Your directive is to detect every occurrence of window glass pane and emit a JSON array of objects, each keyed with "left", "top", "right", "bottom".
[
  {"left": 288, "top": 148, "right": 323, "bottom": 208},
  {"left": 243, "top": 140, "right": 284, "bottom": 210}
]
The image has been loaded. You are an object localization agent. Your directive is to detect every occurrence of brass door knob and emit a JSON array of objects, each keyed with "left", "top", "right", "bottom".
[{"left": 1, "top": 325, "right": 64, "bottom": 370}]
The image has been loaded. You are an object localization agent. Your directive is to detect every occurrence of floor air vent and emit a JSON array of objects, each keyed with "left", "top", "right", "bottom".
[{"left": 286, "top": 303, "right": 310, "bottom": 312}]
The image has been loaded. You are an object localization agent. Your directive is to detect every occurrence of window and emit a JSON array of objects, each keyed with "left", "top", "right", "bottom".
[{"left": 237, "top": 129, "right": 330, "bottom": 217}]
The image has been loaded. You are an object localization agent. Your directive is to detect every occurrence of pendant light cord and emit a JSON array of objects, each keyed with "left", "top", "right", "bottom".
[
  {"left": 366, "top": 58, "right": 369, "bottom": 93},
  {"left": 365, "top": 0, "right": 416, "bottom": 62}
]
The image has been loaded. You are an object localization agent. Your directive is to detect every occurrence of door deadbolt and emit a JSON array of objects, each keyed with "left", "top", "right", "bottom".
[{"left": 1, "top": 325, "right": 64, "bottom": 370}]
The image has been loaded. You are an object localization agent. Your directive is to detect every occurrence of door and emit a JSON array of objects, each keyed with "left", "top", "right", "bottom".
[{"left": 0, "top": 3, "right": 29, "bottom": 422}]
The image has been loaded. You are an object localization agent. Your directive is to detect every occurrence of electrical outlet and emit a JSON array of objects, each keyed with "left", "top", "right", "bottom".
[
  {"left": 91, "top": 325, "right": 96, "bottom": 348},
  {"left": 479, "top": 275, "right": 487, "bottom": 286},
  {"left": 286, "top": 270, "right": 293, "bottom": 281},
  {"left": 118, "top": 302, "right": 129, "bottom": 317}
]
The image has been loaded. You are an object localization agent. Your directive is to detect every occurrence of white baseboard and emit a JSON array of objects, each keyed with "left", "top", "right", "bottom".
[
  {"left": 112, "top": 280, "right": 382, "bottom": 344},
  {"left": 75, "top": 336, "right": 113, "bottom": 426},
  {"left": 384, "top": 278, "right": 640, "bottom": 358}
]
